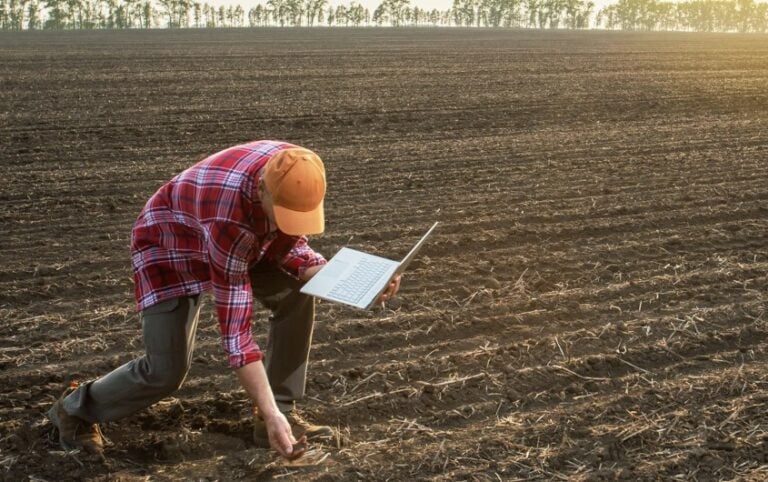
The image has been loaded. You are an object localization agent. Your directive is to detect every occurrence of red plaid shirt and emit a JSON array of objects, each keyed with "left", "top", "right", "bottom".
[{"left": 131, "top": 140, "right": 326, "bottom": 368}]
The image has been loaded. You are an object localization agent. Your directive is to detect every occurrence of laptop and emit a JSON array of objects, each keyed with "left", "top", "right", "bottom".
[{"left": 300, "top": 222, "right": 439, "bottom": 310}]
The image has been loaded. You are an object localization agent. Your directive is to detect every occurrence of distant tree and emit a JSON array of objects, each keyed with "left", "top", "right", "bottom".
[
  {"left": 335, "top": 3, "right": 346, "bottom": 24},
  {"left": 539, "top": 0, "right": 566, "bottom": 27},
  {"left": 508, "top": 0, "right": 527, "bottom": 26},
  {"left": 478, "top": 0, "right": 523, "bottom": 27},
  {"left": 593, "top": 2, "right": 607, "bottom": 27},
  {"left": 157, "top": 0, "right": 175, "bottom": 26},
  {"left": 301, "top": 0, "right": 325, "bottom": 25},
  {"left": 474, "top": 0, "right": 486, "bottom": 25},
  {"left": 64, "top": 0, "right": 82, "bottom": 28},
  {"left": 283, "top": 0, "right": 296, "bottom": 24},
  {"left": 111, "top": 3, "right": 124, "bottom": 26},
  {"left": 202, "top": 2, "right": 215, "bottom": 26},
  {"left": 347, "top": 1, "right": 365, "bottom": 24},
  {"left": 79, "top": 0, "right": 98, "bottom": 28},
  {"left": 411, "top": 5, "right": 420, "bottom": 24},
  {"left": 124, "top": 3, "right": 134, "bottom": 26},
  {"left": 302, "top": 0, "right": 312, "bottom": 24},
  {"left": 523, "top": 0, "right": 536, "bottom": 26},
  {"left": 99, "top": 0, "right": 115, "bottom": 27},
  {"left": 258, "top": 3, "right": 268, "bottom": 24},
  {"left": 286, "top": 0, "right": 303, "bottom": 25},
  {"left": 26, "top": 0, "right": 40, "bottom": 27},
  {"left": 142, "top": 0, "right": 155, "bottom": 26},
  {"left": 441, "top": 8, "right": 451, "bottom": 23},
  {"left": 753, "top": 1, "right": 768, "bottom": 31},
  {"left": 41, "top": 0, "right": 64, "bottom": 27},
  {"left": 428, "top": 7, "right": 440, "bottom": 24},
  {"left": 267, "top": 0, "right": 286, "bottom": 25},
  {"left": 8, "top": 0, "right": 30, "bottom": 29},
  {"left": 563, "top": 0, "right": 590, "bottom": 28},
  {"left": 315, "top": 0, "right": 328, "bottom": 25},
  {"left": 734, "top": 0, "right": 752, "bottom": 31},
  {"left": 578, "top": 0, "right": 594, "bottom": 27},
  {"left": 452, "top": 0, "right": 475, "bottom": 26},
  {"left": 372, "top": 2, "right": 385, "bottom": 23},
  {"left": 181, "top": 0, "right": 192, "bottom": 26},
  {"left": 386, "top": 0, "right": 410, "bottom": 25},
  {"left": 450, "top": 0, "right": 459, "bottom": 23},
  {"left": 656, "top": 1, "right": 677, "bottom": 30},
  {"left": 481, "top": 0, "right": 494, "bottom": 26},
  {"left": 0, "top": 0, "right": 7, "bottom": 28},
  {"left": 165, "top": 0, "right": 190, "bottom": 27},
  {"left": 401, "top": 2, "right": 411, "bottom": 23}
]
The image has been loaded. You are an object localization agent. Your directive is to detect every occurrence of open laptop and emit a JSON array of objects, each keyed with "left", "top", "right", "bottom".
[{"left": 300, "top": 222, "right": 438, "bottom": 310}]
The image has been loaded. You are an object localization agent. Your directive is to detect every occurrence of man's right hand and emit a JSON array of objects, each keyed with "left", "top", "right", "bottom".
[
  {"left": 235, "top": 361, "right": 297, "bottom": 459},
  {"left": 265, "top": 411, "right": 297, "bottom": 458}
]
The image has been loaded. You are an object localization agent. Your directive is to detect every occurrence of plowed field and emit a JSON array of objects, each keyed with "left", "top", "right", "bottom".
[{"left": 1, "top": 28, "right": 767, "bottom": 481}]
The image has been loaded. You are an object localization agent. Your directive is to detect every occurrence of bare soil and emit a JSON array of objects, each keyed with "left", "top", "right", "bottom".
[{"left": 1, "top": 28, "right": 767, "bottom": 481}]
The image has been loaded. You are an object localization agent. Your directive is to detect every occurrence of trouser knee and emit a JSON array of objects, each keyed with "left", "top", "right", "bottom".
[{"left": 139, "top": 354, "right": 190, "bottom": 395}]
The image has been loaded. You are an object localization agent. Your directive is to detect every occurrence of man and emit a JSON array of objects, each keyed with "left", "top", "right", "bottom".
[{"left": 47, "top": 140, "right": 400, "bottom": 460}]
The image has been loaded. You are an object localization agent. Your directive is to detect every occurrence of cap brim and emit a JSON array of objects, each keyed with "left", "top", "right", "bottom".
[{"left": 273, "top": 201, "right": 324, "bottom": 236}]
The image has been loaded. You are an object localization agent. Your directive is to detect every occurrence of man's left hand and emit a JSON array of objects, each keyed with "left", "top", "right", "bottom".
[{"left": 377, "top": 275, "right": 401, "bottom": 305}]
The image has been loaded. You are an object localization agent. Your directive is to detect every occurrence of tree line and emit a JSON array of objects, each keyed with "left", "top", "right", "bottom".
[{"left": 1, "top": 0, "right": 766, "bottom": 32}]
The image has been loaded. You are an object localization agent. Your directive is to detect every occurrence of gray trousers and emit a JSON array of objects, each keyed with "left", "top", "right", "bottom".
[{"left": 63, "top": 262, "right": 315, "bottom": 423}]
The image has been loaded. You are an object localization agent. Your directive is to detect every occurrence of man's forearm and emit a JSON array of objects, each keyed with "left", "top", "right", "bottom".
[{"left": 235, "top": 360, "right": 280, "bottom": 418}]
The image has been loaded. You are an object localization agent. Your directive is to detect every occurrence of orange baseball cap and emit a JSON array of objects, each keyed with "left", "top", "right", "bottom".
[{"left": 263, "top": 147, "right": 326, "bottom": 235}]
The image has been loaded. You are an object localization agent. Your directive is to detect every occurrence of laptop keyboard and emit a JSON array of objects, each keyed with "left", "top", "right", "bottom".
[{"left": 327, "top": 258, "right": 392, "bottom": 305}]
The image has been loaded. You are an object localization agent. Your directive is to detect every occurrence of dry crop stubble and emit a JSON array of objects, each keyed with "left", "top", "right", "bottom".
[{"left": 1, "top": 28, "right": 768, "bottom": 480}]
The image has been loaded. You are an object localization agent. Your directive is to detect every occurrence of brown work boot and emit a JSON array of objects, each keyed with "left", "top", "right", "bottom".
[
  {"left": 47, "top": 385, "right": 105, "bottom": 455},
  {"left": 253, "top": 408, "right": 334, "bottom": 448}
]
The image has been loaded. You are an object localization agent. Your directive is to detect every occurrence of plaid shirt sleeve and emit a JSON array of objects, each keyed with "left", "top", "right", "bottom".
[
  {"left": 208, "top": 220, "right": 264, "bottom": 369},
  {"left": 266, "top": 234, "right": 327, "bottom": 278},
  {"left": 282, "top": 235, "right": 327, "bottom": 278}
]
